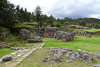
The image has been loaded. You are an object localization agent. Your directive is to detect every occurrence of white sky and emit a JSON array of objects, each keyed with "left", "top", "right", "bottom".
[{"left": 8, "top": 0, "right": 100, "bottom": 19}]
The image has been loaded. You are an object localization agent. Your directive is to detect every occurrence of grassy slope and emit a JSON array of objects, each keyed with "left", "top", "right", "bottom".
[
  {"left": 15, "top": 22, "right": 38, "bottom": 28},
  {"left": 43, "top": 36, "right": 100, "bottom": 52},
  {"left": 16, "top": 49, "right": 100, "bottom": 67}
]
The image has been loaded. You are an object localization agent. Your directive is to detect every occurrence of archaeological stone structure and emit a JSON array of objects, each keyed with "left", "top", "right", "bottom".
[
  {"left": 41, "top": 48, "right": 94, "bottom": 63},
  {"left": 54, "top": 31, "right": 74, "bottom": 42},
  {"left": 19, "top": 29, "right": 42, "bottom": 43},
  {"left": 44, "top": 25, "right": 59, "bottom": 38}
]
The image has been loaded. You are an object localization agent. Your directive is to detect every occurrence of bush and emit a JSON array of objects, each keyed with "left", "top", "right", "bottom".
[{"left": 53, "top": 22, "right": 63, "bottom": 27}]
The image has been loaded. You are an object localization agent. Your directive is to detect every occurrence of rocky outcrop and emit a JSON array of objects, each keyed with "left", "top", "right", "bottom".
[
  {"left": 54, "top": 31, "right": 74, "bottom": 42},
  {"left": 28, "top": 36, "right": 42, "bottom": 43},
  {"left": 19, "top": 29, "right": 30, "bottom": 40},
  {"left": 44, "top": 25, "right": 59, "bottom": 38},
  {"left": 19, "top": 29, "right": 42, "bottom": 43}
]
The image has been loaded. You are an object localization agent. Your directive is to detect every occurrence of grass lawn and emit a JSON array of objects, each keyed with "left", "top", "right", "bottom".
[
  {"left": 16, "top": 49, "right": 100, "bottom": 67},
  {"left": 43, "top": 36, "right": 100, "bottom": 52},
  {"left": 83, "top": 29, "right": 100, "bottom": 33},
  {"left": 0, "top": 48, "right": 15, "bottom": 58}
]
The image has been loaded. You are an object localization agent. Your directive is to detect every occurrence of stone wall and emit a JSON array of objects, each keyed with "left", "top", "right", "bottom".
[
  {"left": 54, "top": 31, "right": 74, "bottom": 42},
  {"left": 44, "top": 26, "right": 59, "bottom": 38},
  {"left": 19, "top": 29, "right": 42, "bottom": 43}
]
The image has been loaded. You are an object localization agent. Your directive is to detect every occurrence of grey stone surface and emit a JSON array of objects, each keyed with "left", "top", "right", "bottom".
[
  {"left": 87, "top": 34, "right": 92, "bottom": 38},
  {"left": 41, "top": 56, "right": 52, "bottom": 62},
  {"left": 94, "top": 52, "right": 100, "bottom": 59},
  {"left": 78, "top": 49, "right": 88, "bottom": 55},
  {"left": 54, "top": 31, "right": 74, "bottom": 42},
  {"left": 66, "top": 60, "right": 72, "bottom": 63},
  {"left": 92, "top": 64, "right": 100, "bottom": 67},
  {"left": 44, "top": 26, "right": 59, "bottom": 38},
  {"left": 28, "top": 37, "right": 42, "bottom": 43},
  {"left": 81, "top": 54, "right": 94, "bottom": 63},
  {"left": 54, "top": 54, "right": 62, "bottom": 62},
  {"left": 2, "top": 55, "right": 12, "bottom": 62}
]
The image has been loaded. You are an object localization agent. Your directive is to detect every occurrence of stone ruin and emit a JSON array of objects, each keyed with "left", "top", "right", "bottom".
[
  {"left": 41, "top": 48, "right": 94, "bottom": 63},
  {"left": 54, "top": 31, "right": 74, "bottom": 42},
  {"left": 19, "top": 29, "right": 42, "bottom": 43},
  {"left": 44, "top": 25, "right": 59, "bottom": 38},
  {"left": 74, "top": 31, "right": 87, "bottom": 36},
  {"left": 60, "top": 26, "right": 69, "bottom": 32},
  {"left": 0, "top": 31, "right": 10, "bottom": 41}
]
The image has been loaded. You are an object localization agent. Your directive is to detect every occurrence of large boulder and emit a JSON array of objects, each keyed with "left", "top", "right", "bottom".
[
  {"left": 94, "top": 52, "right": 100, "bottom": 59},
  {"left": 28, "top": 37, "right": 42, "bottom": 43},
  {"left": 54, "top": 31, "right": 74, "bottom": 42},
  {"left": 19, "top": 29, "right": 30, "bottom": 40},
  {"left": 2, "top": 55, "right": 12, "bottom": 62},
  {"left": 44, "top": 26, "right": 59, "bottom": 38}
]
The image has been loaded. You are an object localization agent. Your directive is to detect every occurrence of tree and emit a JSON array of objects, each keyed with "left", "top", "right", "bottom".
[
  {"left": 0, "top": 0, "right": 17, "bottom": 29},
  {"left": 47, "top": 15, "right": 56, "bottom": 26},
  {"left": 79, "top": 20, "right": 86, "bottom": 26},
  {"left": 34, "top": 5, "right": 42, "bottom": 27}
]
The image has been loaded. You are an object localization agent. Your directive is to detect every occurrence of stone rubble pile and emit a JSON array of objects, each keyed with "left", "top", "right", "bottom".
[
  {"left": 74, "top": 31, "right": 87, "bottom": 36},
  {"left": 44, "top": 25, "right": 59, "bottom": 38},
  {"left": 60, "top": 26, "right": 69, "bottom": 32},
  {"left": 41, "top": 48, "right": 94, "bottom": 63},
  {"left": 54, "top": 31, "right": 74, "bottom": 42}
]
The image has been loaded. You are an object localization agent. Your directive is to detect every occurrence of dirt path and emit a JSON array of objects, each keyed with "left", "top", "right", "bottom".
[{"left": 3, "top": 43, "right": 44, "bottom": 67}]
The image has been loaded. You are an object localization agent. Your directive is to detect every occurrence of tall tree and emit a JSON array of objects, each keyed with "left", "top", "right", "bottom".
[
  {"left": 34, "top": 5, "right": 42, "bottom": 27},
  {"left": 0, "top": 0, "right": 17, "bottom": 29}
]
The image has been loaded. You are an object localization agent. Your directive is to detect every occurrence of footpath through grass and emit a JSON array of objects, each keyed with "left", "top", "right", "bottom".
[{"left": 43, "top": 36, "right": 100, "bottom": 52}]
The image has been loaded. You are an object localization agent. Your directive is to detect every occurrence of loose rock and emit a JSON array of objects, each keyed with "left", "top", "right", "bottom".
[{"left": 2, "top": 55, "right": 12, "bottom": 62}]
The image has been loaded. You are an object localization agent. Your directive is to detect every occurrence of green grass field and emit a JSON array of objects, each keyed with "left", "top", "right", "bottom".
[
  {"left": 43, "top": 36, "right": 100, "bottom": 52},
  {"left": 1, "top": 35, "right": 100, "bottom": 67},
  {"left": 0, "top": 48, "right": 15, "bottom": 58},
  {"left": 16, "top": 49, "right": 100, "bottom": 67}
]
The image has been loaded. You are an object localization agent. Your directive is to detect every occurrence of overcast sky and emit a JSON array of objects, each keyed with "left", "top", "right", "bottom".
[{"left": 8, "top": 0, "right": 100, "bottom": 19}]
